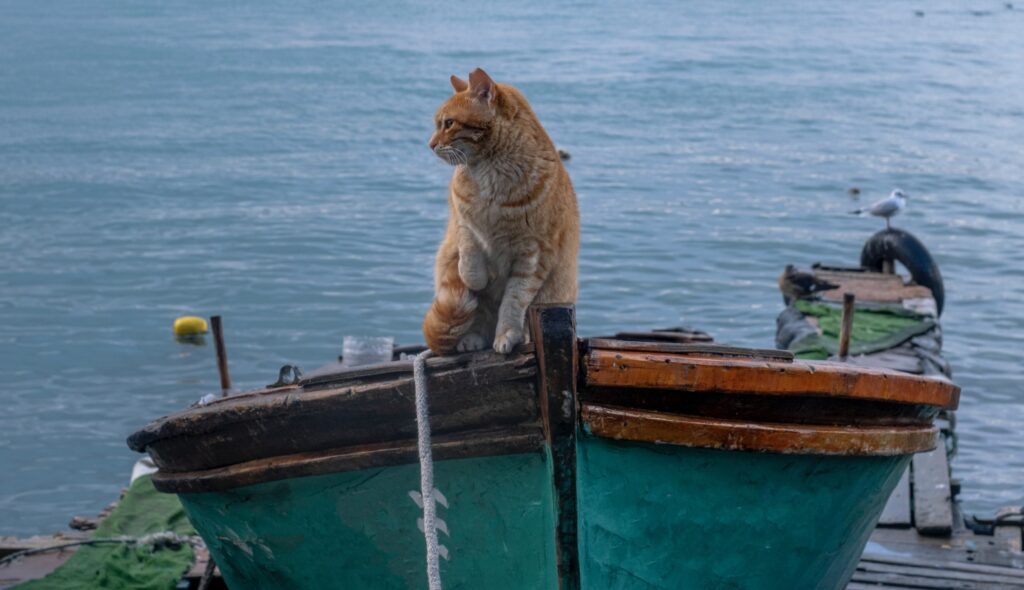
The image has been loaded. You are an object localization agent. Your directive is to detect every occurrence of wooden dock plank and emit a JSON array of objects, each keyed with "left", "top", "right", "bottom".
[
  {"left": 994, "top": 507, "right": 1023, "bottom": 553},
  {"left": 851, "top": 570, "right": 1018, "bottom": 589},
  {"left": 862, "top": 546, "right": 1024, "bottom": 577},
  {"left": 815, "top": 269, "right": 934, "bottom": 306},
  {"left": 879, "top": 466, "right": 913, "bottom": 527},
  {"left": 857, "top": 561, "right": 1024, "bottom": 586},
  {"left": 912, "top": 447, "right": 954, "bottom": 536}
]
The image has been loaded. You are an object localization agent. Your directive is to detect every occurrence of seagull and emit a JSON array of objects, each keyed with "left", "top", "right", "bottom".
[
  {"left": 850, "top": 189, "right": 908, "bottom": 229},
  {"left": 778, "top": 265, "right": 840, "bottom": 305}
]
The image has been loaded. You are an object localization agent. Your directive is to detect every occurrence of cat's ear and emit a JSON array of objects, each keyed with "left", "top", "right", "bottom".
[
  {"left": 450, "top": 75, "right": 468, "bottom": 93},
  {"left": 468, "top": 68, "right": 495, "bottom": 104}
]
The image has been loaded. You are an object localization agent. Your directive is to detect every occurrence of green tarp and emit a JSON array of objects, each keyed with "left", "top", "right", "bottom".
[
  {"left": 15, "top": 475, "right": 194, "bottom": 590},
  {"left": 791, "top": 300, "right": 935, "bottom": 360}
]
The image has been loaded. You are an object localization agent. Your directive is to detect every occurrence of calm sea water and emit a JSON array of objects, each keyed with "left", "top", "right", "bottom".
[{"left": 1, "top": 1, "right": 1022, "bottom": 536}]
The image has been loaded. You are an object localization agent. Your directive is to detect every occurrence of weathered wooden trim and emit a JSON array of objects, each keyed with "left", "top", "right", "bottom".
[
  {"left": 301, "top": 346, "right": 535, "bottom": 390},
  {"left": 582, "top": 385, "right": 940, "bottom": 427},
  {"left": 588, "top": 338, "right": 793, "bottom": 361},
  {"left": 528, "top": 304, "right": 579, "bottom": 590},
  {"left": 131, "top": 351, "right": 535, "bottom": 449},
  {"left": 131, "top": 354, "right": 538, "bottom": 473},
  {"left": 152, "top": 427, "right": 545, "bottom": 494},
  {"left": 582, "top": 404, "right": 938, "bottom": 455},
  {"left": 608, "top": 330, "right": 713, "bottom": 343},
  {"left": 582, "top": 349, "right": 960, "bottom": 409}
]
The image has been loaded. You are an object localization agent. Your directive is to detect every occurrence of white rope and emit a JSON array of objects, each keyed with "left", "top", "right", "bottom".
[
  {"left": 0, "top": 532, "right": 200, "bottom": 567},
  {"left": 413, "top": 349, "right": 443, "bottom": 590}
]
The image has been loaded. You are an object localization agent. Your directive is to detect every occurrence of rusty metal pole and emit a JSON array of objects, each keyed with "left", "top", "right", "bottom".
[
  {"left": 882, "top": 258, "right": 895, "bottom": 275},
  {"left": 200, "top": 315, "right": 231, "bottom": 588},
  {"left": 838, "top": 293, "right": 855, "bottom": 361},
  {"left": 210, "top": 315, "right": 232, "bottom": 396}
]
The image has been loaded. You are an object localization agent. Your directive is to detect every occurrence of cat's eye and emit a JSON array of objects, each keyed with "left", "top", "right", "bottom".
[{"left": 443, "top": 118, "right": 454, "bottom": 129}]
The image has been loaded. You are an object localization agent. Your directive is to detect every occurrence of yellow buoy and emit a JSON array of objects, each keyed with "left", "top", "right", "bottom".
[{"left": 173, "top": 316, "right": 209, "bottom": 337}]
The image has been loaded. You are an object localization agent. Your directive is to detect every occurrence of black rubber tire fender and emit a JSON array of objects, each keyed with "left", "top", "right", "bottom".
[{"left": 860, "top": 228, "right": 945, "bottom": 315}]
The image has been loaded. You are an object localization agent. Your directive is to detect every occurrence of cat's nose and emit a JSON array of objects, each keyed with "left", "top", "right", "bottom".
[{"left": 428, "top": 137, "right": 439, "bottom": 150}]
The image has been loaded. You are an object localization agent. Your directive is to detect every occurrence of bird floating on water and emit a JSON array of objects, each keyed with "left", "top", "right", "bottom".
[
  {"left": 850, "top": 189, "right": 908, "bottom": 230},
  {"left": 779, "top": 265, "right": 840, "bottom": 305}
]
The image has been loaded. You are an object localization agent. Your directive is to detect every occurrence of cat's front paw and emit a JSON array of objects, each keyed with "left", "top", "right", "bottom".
[
  {"left": 492, "top": 326, "right": 525, "bottom": 354},
  {"left": 457, "top": 333, "right": 487, "bottom": 352}
]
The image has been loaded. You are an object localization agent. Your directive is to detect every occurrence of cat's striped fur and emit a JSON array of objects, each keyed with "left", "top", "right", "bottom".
[{"left": 423, "top": 68, "right": 579, "bottom": 355}]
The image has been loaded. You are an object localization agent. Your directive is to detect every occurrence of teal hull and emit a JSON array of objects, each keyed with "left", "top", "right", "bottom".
[
  {"left": 178, "top": 437, "right": 906, "bottom": 590},
  {"left": 577, "top": 434, "right": 910, "bottom": 590},
  {"left": 179, "top": 451, "right": 559, "bottom": 590}
]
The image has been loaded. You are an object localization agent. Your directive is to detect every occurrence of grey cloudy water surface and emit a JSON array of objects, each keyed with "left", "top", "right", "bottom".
[{"left": 1, "top": 1, "right": 1022, "bottom": 535}]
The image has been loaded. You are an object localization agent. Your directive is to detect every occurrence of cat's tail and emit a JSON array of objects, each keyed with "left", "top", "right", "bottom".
[{"left": 422, "top": 280, "right": 478, "bottom": 355}]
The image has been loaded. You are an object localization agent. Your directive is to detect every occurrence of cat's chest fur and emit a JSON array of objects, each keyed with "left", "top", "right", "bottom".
[{"left": 453, "top": 170, "right": 527, "bottom": 245}]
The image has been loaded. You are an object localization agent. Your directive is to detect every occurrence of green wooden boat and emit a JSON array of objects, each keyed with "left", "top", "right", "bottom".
[{"left": 128, "top": 306, "right": 958, "bottom": 589}]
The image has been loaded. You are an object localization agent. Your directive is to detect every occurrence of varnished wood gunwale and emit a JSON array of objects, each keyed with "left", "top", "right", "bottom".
[
  {"left": 582, "top": 404, "right": 938, "bottom": 455},
  {"left": 152, "top": 426, "right": 545, "bottom": 494},
  {"left": 583, "top": 348, "right": 959, "bottom": 409}
]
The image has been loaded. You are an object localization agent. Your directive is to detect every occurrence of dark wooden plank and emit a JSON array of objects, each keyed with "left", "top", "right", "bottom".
[
  {"left": 857, "top": 561, "right": 1024, "bottom": 586},
  {"left": 844, "top": 350, "right": 924, "bottom": 374},
  {"left": 851, "top": 570, "right": 1015, "bottom": 589},
  {"left": 134, "top": 356, "right": 539, "bottom": 473},
  {"left": 583, "top": 385, "right": 941, "bottom": 428},
  {"left": 610, "top": 329, "right": 713, "bottom": 343},
  {"left": 588, "top": 338, "right": 792, "bottom": 361},
  {"left": 912, "top": 447, "right": 954, "bottom": 536},
  {"left": 131, "top": 351, "right": 536, "bottom": 448},
  {"left": 994, "top": 507, "right": 1023, "bottom": 552},
  {"left": 528, "top": 304, "right": 579, "bottom": 590},
  {"left": 861, "top": 553, "right": 1024, "bottom": 578},
  {"left": 302, "top": 347, "right": 533, "bottom": 389},
  {"left": 879, "top": 466, "right": 912, "bottom": 527}
]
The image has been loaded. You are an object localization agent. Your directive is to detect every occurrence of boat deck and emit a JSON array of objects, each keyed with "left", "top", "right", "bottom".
[{"left": 793, "top": 268, "right": 1024, "bottom": 589}]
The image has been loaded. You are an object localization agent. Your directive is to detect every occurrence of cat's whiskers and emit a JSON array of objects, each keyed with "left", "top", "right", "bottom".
[
  {"left": 438, "top": 145, "right": 468, "bottom": 166},
  {"left": 451, "top": 147, "right": 468, "bottom": 166},
  {"left": 435, "top": 146, "right": 455, "bottom": 165}
]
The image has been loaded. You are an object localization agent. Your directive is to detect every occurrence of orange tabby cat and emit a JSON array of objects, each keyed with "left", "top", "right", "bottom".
[{"left": 423, "top": 68, "right": 579, "bottom": 355}]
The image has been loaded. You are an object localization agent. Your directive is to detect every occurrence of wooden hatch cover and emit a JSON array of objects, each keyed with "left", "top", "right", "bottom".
[{"left": 580, "top": 338, "right": 959, "bottom": 455}]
